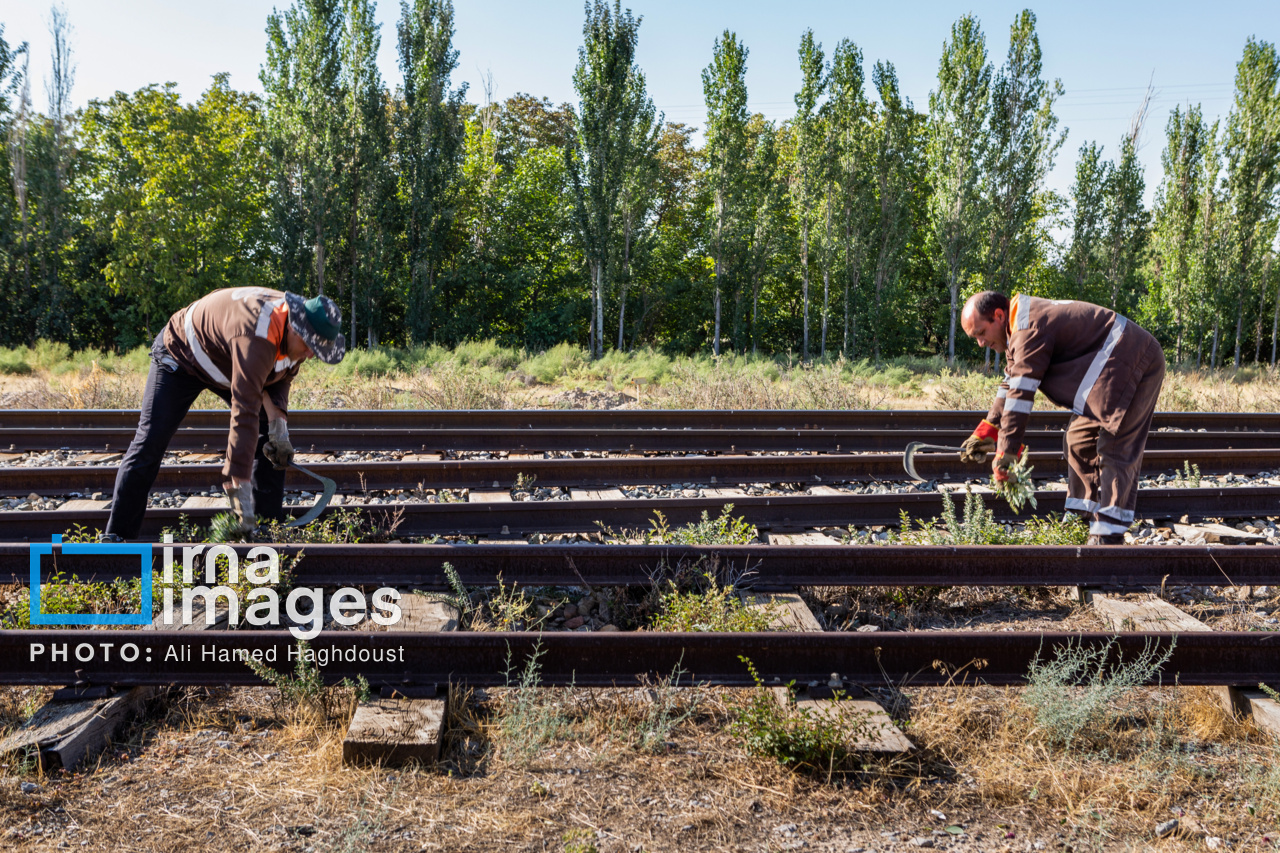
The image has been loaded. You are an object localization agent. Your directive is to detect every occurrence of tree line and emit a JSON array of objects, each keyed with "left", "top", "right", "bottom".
[{"left": 0, "top": 2, "right": 1278, "bottom": 367}]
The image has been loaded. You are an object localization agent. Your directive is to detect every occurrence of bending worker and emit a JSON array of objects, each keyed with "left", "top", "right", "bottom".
[
  {"left": 104, "top": 287, "right": 346, "bottom": 540},
  {"left": 958, "top": 291, "right": 1165, "bottom": 545}
]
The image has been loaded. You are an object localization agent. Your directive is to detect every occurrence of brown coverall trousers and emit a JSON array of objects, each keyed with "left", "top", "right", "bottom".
[{"left": 1063, "top": 347, "right": 1166, "bottom": 538}]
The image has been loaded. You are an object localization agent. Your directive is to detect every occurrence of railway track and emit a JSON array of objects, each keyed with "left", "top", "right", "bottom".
[
  {"left": 6, "top": 407, "right": 1280, "bottom": 431},
  {"left": 2, "top": 447, "right": 1278, "bottom": 495},
  {"left": 12, "top": 542, "right": 1280, "bottom": 589},
  {"left": 3, "top": 425, "right": 1278, "bottom": 453},
  {"left": 1, "top": 484, "right": 1276, "bottom": 539},
  {"left": 4, "top": 629, "right": 1277, "bottom": 689}
]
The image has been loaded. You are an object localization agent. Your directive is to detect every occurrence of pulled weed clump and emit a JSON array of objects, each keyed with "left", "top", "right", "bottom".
[
  {"left": 728, "top": 657, "right": 875, "bottom": 778},
  {"left": 993, "top": 455, "right": 1037, "bottom": 512},
  {"left": 1020, "top": 636, "right": 1176, "bottom": 749},
  {"left": 884, "top": 488, "right": 1087, "bottom": 546},
  {"left": 649, "top": 572, "right": 779, "bottom": 632},
  {"left": 245, "top": 640, "right": 369, "bottom": 727}
]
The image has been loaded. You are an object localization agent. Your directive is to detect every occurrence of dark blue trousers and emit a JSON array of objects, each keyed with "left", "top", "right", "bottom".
[{"left": 105, "top": 335, "right": 286, "bottom": 539}]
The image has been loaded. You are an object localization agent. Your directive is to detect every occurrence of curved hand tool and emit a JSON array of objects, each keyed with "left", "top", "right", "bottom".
[
  {"left": 903, "top": 441, "right": 965, "bottom": 482},
  {"left": 285, "top": 461, "right": 337, "bottom": 527}
]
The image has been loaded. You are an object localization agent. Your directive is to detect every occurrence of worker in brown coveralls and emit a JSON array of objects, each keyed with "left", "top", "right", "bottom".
[
  {"left": 958, "top": 291, "right": 1166, "bottom": 545},
  {"left": 103, "top": 287, "right": 346, "bottom": 540}
]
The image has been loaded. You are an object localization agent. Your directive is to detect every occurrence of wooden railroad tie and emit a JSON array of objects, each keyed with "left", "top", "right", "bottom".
[
  {"left": 0, "top": 603, "right": 228, "bottom": 772},
  {"left": 1077, "top": 588, "right": 1280, "bottom": 737},
  {"left": 342, "top": 594, "right": 459, "bottom": 767},
  {"left": 748, "top": 530, "right": 913, "bottom": 753}
]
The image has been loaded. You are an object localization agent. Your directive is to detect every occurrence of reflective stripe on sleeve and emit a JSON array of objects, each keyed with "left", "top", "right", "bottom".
[
  {"left": 1073, "top": 316, "right": 1127, "bottom": 415},
  {"left": 1015, "top": 295, "right": 1030, "bottom": 330},
  {"left": 996, "top": 387, "right": 1008, "bottom": 399},
  {"left": 1003, "top": 397, "right": 1033, "bottom": 414},
  {"left": 1007, "top": 375, "right": 1040, "bottom": 392},
  {"left": 184, "top": 306, "right": 231, "bottom": 387}
]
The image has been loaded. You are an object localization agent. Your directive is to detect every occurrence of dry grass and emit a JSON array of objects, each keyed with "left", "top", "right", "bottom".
[
  {"left": 2, "top": 675, "right": 1277, "bottom": 851},
  {"left": 8, "top": 346, "right": 1280, "bottom": 414}
]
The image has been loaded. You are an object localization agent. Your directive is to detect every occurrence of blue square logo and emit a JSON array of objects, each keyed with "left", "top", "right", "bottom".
[{"left": 29, "top": 534, "right": 153, "bottom": 626}]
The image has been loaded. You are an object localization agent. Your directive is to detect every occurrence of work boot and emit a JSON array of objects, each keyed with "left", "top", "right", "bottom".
[
  {"left": 1086, "top": 533, "right": 1126, "bottom": 546},
  {"left": 96, "top": 532, "right": 124, "bottom": 544}
]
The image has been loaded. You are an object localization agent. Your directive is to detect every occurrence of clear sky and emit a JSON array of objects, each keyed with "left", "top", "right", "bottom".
[{"left": 1, "top": 1, "right": 1274, "bottom": 209}]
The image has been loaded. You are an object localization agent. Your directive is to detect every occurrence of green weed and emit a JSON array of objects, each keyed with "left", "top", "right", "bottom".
[
  {"left": 496, "top": 643, "right": 571, "bottom": 766},
  {"left": 643, "top": 505, "right": 758, "bottom": 546},
  {"left": 245, "top": 639, "right": 369, "bottom": 725},
  {"left": 1020, "top": 636, "right": 1176, "bottom": 749},
  {"left": 887, "top": 488, "right": 1087, "bottom": 546},
  {"left": 649, "top": 573, "right": 779, "bottom": 632},
  {"left": 728, "top": 656, "right": 875, "bottom": 777}
]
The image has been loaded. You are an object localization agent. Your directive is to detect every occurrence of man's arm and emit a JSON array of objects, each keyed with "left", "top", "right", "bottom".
[
  {"left": 995, "top": 332, "right": 1053, "bottom": 460},
  {"left": 222, "top": 336, "right": 278, "bottom": 482}
]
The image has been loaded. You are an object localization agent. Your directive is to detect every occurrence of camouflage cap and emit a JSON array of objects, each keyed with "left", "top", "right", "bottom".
[{"left": 283, "top": 292, "right": 346, "bottom": 364}]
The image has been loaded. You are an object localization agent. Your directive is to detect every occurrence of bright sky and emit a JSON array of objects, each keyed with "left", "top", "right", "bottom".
[{"left": 2, "top": 1, "right": 1274, "bottom": 213}]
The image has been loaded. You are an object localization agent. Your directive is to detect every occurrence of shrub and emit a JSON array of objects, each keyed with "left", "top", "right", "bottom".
[
  {"left": 729, "top": 657, "right": 876, "bottom": 777},
  {"left": 644, "top": 505, "right": 758, "bottom": 546},
  {"left": 649, "top": 573, "right": 779, "bottom": 632},
  {"left": 1020, "top": 636, "right": 1176, "bottom": 748}
]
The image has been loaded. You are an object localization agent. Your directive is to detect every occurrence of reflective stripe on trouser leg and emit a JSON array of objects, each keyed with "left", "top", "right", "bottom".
[{"left": 1089, "top": 518, "right": 1131, "bottom": 536}]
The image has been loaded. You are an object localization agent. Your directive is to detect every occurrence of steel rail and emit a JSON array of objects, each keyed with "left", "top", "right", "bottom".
[
  {"left": 0, "top": 485, "right": 1275, "bottom": 540},
  {"left": 3, "top": 426, "right": 1277, "bottom": 453},
  {"left": 6, "top": 408, "right": 1280, "bottom": 432},
  {"left": 7, "top": 542, "right": 1280, "bottom": 589},
  {"left": 2, "top": 448, "right": 1278, "bottom": 496},
  {"left": 3, "top": 630, "right": 1276, "bottom": 688}
]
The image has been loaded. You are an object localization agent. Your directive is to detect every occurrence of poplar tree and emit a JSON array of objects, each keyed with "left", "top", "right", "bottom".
[
  {"left": 702, "top": 30, "right": 749, "bottom": 355},
  {"left": 565, "top": 0, "right": 656, "bottom": 359},
  {"left": 340, "top": 0, "right": 391, "bottom": 348},
  {"left": 790, "top": 30, "right": 826, "bottom": 359},
  {"left": 1152, "top": 104, "right": 1205, "bottom": 361},
  {"left": 397, "top": 0, "right": 467, "bottom": 342},
  {"left": 1223, "top": 38, "right": 1280, "bottom": 366},
  {"left": 825, "top": 39, "right": 873, "bottom": 357},
  {"left": 926, "top": 14, "right": 990, "bottom": 363},
  {"left": 1103, "top": 100, "right": 1150, "bottom": 314},
  {"left": 868, "top": 61, "right": 914, "bottom": 360},
  {"left": 983, "top": 10, "right": 1063, "bottom": 296},
  {"left": 262, "top": 0, "right": 345, "bottom": 296},
  {"left": 1065, "top": 141, "right": 1108, "bottom": 301}
]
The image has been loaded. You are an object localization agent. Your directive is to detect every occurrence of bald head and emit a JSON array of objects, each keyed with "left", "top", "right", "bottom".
[{"left": 961, "top": 291, "right": 1010, "bottom": 354}]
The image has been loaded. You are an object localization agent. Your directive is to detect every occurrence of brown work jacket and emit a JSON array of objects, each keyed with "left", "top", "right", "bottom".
[
  {"left": 164, "top": 287, "right": 302, "bottom": 480},
  {"left": 984, "top": 294, "right": 1162, "bottom": 459}
]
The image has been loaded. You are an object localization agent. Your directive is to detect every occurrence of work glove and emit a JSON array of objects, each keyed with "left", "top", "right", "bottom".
[
  {"left": 263, "top": 417, "right": 295, "bottom": 470},
  {"left": 225, "top": 481, "right": 257, "bottom": 533},
  {"left": 992, "top": 445, "right": 1027, "bottom": 484},
  {"left": 959, "top": 420, "right": 999, "bottom": 464}
]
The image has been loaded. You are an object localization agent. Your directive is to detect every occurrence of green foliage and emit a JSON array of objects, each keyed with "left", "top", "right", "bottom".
[
  {"left": 561, "top": 829, "right": 599, "bottom": 853},
  {"left": 644, "top": 505, "right": 758, "bottom": 546},
  {"left": 246, "top": 640, "right": 369, "bottom": 724},
  {"left": 649, "top": 573, "right": 779, "bottom": 633},
  {"left": 1020, "top": 637, "right": 1176, "bottom": 748},
  {"left": 634, "top": 663, "right": 700, "bottom": 753},
  {"left": 994, "top": 455, "right": 1038, "bottom": 513},
  {"left": 890, "top": 488, "right": 1086, "bottom": 546},
  {"left": 1177, "top": 460, "right": 1203, "bottom": 488},
  {"left": 497, "top": 644, "right": 571, "bottom": 765},
  {"left": 423, "top": 565, "right": 553, "bottom": 632},
  {"left": 1, "top": 570, "right": 145, "bottom": 629},
  {"left": 728, "top": 657, "right": 875, "bottom": 776}
]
